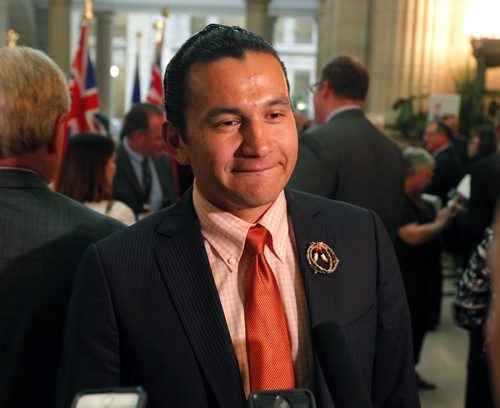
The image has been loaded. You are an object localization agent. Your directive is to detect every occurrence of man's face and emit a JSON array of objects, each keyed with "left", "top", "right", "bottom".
[
  {"left": 423, "top": 123, "right": 443, "bottom": 153},
  {"left": 140, "top": 113, "right": 166, "bottom": 158},
  {"left": 443, "top": 116, "right": 458, "bottom": 135},
  {"left": 175, "top": 51, "right": 298, "bottom": 222}
]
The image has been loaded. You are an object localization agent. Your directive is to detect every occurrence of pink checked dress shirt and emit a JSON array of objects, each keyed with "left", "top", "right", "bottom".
[{"left": 192, "top": 183, "right": 313, "bottom": 396}]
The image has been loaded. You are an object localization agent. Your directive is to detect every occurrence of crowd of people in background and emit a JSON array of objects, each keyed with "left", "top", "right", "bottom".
[{"left": 1, "top": 24, "right": 499, "bottom": 408}]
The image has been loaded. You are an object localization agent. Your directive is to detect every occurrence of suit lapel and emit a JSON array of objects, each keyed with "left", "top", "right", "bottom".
[
  {"left": 286, "top": 189, "right": 338, "bottom": 325},
  {"left": 117, "top": 145, "right": 143, "bottom": 197},
  {"left": 153, "top": 193, "right": 245, "bottom": 407},
  {"left": 286, "top": 189, "right": 343, "bottom": 407}
]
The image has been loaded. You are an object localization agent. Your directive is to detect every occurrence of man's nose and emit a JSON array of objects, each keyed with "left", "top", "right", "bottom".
[{"left": 240, "top": 120, "right": 271, "bottom": 156}]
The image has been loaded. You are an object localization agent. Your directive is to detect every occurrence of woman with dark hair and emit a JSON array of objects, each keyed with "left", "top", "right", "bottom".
[
  {"left": 57, "top": 133, "right": 135, "bottom": 225},
  {"left": 468, "top": 125, "right": 498, "bottom": 166}
]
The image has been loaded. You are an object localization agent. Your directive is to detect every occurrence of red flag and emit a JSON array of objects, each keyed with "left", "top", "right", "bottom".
[
  {"left": 146, "top": 28, "right": 164, "bottom": 107},
  {"left": 67, "top": 20, "right": 103, "bottom": 136}
]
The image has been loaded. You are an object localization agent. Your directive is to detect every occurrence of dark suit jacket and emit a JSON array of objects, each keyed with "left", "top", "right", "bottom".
[
  {"left": 451, "top": 136, "right": 469, "bottom": 170},
  {"left": 288, "top": 109, "right": 405, "bottom": 241},
  {"left": 0, "top": 169, "right": 124, "bottom": 408},
  {"left": 425, "top": 144, "right": 465, "bottom": 205},
  {"left": 113, "top": 144, "right": 177, "bottom": 216},
  {"left": 56, "top": 188, "right": 419, "bottom": 408}
]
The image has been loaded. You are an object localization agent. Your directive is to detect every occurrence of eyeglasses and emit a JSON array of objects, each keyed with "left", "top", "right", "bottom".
[{"left": 309, "top": 81, "right": 322, "bottom": 93}]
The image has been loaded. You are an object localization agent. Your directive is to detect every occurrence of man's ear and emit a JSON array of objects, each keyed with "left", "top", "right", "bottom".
[
  {"left": 320, "top": 80, "right": 333, "bottom": 98},
  {"left": 47, "top": 113, "right": 67, "bottom": 154},
  {"left": 163, "top": 121, "right": 191, "bottom": 165}
]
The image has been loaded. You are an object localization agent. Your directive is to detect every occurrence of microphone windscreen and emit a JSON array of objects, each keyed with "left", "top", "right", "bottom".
[{"left": 311, "top": 321, "right": 372, "bottom": 408}]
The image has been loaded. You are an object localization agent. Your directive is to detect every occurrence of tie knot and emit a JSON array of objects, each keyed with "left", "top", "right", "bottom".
[
  {"left": 142, "top": 158, "right": 149, "bottom": 167},
  {"left": 245, "top": 225, "right": 269, "bottom": 255}
]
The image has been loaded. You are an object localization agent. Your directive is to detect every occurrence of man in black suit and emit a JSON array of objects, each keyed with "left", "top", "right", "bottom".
[
  {"left": 113, "top": 103, "right": 177, "bottom": 219},
  {"left": 422, "top": 121, "right": 466, "bottom": 329},
  {"left": 423, "top": 120, "right": 465, "bottom": 206},
  {"left": 441, "top": 113, "right": 469, "bottom": 170},
  {"left": 57, "top": 25, "right": 419, "bottom": 408},
  {"left": 0, "top": 47, "right": 124, "bottom": 408},
  {"left": 288, "top": 55, "right": 405, "bottom": 241}
]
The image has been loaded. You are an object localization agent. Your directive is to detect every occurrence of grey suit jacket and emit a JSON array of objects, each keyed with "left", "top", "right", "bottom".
[
  {"left": 112, "top": 144, "right": 177, "bottom": 216},
  {"left": 0, "top": 168, "right": 125, "bottom": 408},
  {"left": 56, "top": 188, "right": 419, "bottom": 408},
  {"left": 289, "top": 109, "right": 405, "bottom": 241}
]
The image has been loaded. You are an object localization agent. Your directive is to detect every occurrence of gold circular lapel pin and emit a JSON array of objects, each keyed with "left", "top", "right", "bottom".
[{"left": 306, "top": 242, "right": 340, "bottom": 274}]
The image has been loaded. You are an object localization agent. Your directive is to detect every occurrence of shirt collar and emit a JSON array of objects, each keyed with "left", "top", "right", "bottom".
[
  {"left": 122, "top": 137, "right": 145, "bottom": 163},
  {"left": 324, "top": 105, "right": 362, "bottom": 123},
  {"left": 0, "top": 167, "right": 39, "bottom": 176},
  {"left": 432, "top": 143, "right": 452, "bottom": 157},
  {"left": 192, "top": 181, "right": 289, "bottom": 273}
]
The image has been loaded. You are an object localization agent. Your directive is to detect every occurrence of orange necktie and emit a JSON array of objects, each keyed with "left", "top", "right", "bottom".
[{"left": 244, "top": 225, "right": 295, "bottom": 391}]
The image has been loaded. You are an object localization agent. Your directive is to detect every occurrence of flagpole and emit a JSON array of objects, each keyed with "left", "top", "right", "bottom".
[
  {"left": 131, "top": 32, "right": 142, "bottom": 105},
  {"left": 146, "top": 8, "right": 169, "bottom": 107}
]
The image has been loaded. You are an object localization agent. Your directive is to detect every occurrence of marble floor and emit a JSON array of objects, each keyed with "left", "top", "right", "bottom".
[{"left": 416, "top": 261, "right": 468, "bottom": 408}]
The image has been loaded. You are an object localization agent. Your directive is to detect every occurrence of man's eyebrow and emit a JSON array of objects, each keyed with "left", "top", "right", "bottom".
[
  {"left": 267, "top": 97, "right": 292, "bottom": 107},
  {"left": 206, "top": 107, "right": 242, "bottom": 121}
]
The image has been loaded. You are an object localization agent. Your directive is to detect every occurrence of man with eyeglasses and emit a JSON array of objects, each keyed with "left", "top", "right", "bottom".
[{"left": 289, "top": 55, "right": 405, "bottom": 242}]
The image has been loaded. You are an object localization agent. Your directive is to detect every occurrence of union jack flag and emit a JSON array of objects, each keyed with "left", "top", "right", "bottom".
[
  {"left": 67, "top": 20, "right": 103, "bottom": 136},
  {"left": 146, "top": 28, "right": 164, "bottom": 107}
]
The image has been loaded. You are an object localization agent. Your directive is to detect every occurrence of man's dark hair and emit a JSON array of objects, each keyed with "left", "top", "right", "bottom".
[
  {"left": 163, "top": 23, "right": 289, "bottom": 140},
  {"left": 436, "top": 121, "right": 453, "bottom": 141},
  {"left": 321, "top": 55, "right": 369, "bottom": 101},
  {"left": 121, "top": 103, "right": 164, "bottom": 140}
]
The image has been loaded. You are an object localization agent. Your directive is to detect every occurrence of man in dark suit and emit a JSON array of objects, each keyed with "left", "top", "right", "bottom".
[
  {"left": 288, "top": 55, "right": 405, "bottom": 242},
  {"left": 441, "top": 113, "right": 469, "bottom": 170},
  {"left": 422, "top": 120, "right": 465, "bottom": 328},
  {"left": 0, "top": 46, "right": 124, "bottom": 408},
  {"left": 113, "top": 103, "right": 177, "bottom": 219},
  {"left": 423, "top": 120, "right": 465, "bottom": 206},
  {"left": 57, "top": 25, "right": 419, "bottom": 408}
]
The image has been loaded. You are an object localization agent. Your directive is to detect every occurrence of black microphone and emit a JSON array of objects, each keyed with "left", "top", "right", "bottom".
[{"left": 311, "top": 321, "right": 372, "bottom": 408}]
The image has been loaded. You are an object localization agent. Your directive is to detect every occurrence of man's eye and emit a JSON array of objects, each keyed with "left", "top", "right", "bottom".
[
  {"left": 269, "top": 112, "right": 284, "bottom": 120},
  {"left": 219, "top": 120, "right": 238, "bottom": 127},
  {"left": 215, "top": 119, "right": 240, "bottom": 129}
]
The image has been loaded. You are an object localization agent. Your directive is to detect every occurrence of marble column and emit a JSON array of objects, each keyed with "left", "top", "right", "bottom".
[
  {"left": 316, "top": 0, "right": 370, "bottom": 74},
  {"left": 246, "top": 0, "right": 271, "bottom": 42},
  {"left": 95, "top": 11, "right": 114, "bottom": 120},
  {"left": 35, "top": 6, "right": 49, "bottom": 53},
  {"left": 48, "top": 0, "right": 71, "bottom": 73},
  {"left": 365, "top": 0, "right": 464, "bottom": 122},
  {"left": 0, "top": 0, "right": 8, "bottom": 46}
]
